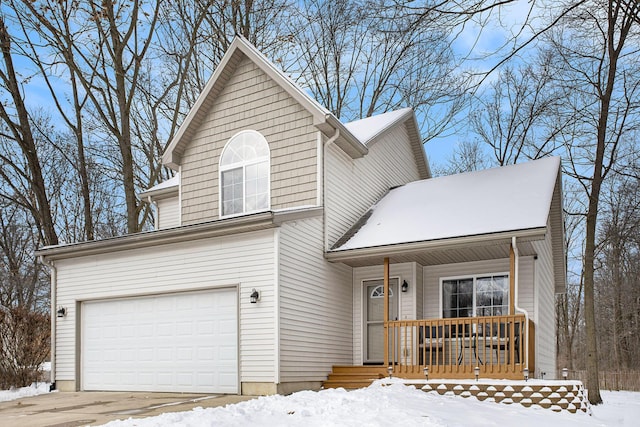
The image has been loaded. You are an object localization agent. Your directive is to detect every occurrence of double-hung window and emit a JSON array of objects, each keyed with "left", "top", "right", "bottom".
[
  {"left": 441, "top": 274, "right": 509, "bottom": 318},
  {"left": 219, "top": 130, "right": 270, "bottom": 217}
]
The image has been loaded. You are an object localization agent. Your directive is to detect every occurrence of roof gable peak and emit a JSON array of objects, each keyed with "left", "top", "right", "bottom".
[{"left": 162, "top": 35, "right": 367, "bottom": 170}]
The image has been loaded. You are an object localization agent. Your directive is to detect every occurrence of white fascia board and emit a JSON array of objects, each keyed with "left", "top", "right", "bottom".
[
  {"left": 37, "top": 206, "right": 324, "bottom": 261},
  {"left": 325, "top": 227, "right": 547, "bottom": 263},
  {"left": 37, "top": 212, "right": 277, "bottom": 261},
  {"left": 137, "top": 185, "right": 179, "bottom": 201}
]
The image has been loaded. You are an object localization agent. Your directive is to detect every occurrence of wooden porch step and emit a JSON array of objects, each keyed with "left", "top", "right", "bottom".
[
  {"left": 322, "top": 365, "right": 389, "bottom": 389},
  {"left": 326, "top": 373, "right": 385, "bottom": 381},
  {"left": 330, "top": 365, "right": 389, "bottom": 375}
]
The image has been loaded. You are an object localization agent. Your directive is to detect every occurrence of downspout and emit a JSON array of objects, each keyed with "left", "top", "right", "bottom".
[
  {"left": 322, "top": 127, "right": 340, "bottom": 251},
  {"left": 512, "top": 236, "right": 530, "bottom": 372},
  {"left": 40, "top": 256, "right": 57, "bottom": 391}
]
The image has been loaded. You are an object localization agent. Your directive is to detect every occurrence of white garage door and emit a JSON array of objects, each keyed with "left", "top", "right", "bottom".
[{"left": 82, "top": 288, "right": 237, "bottom": 393}]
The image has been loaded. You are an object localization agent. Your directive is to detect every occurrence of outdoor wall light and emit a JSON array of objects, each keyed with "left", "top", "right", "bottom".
[
  {"left": 523, "top": 368, "right": 529, "bottom": 382},
  {"left": 474, "top": 366, "right": 480, "bottom": 382},
  {"left": 562, "top": 367, "right": 568, "bottom": 380},
  {"left": 387, "top": 365, "right": 393, "bottom": 378},
  {"left": 56, "top": 306, "right": 67, "bottom": 318},
  {"left": 401, "top": 280, "right": 408, "bottom": 292},
  {"left": 250, "top": 289, "right": 260, "bottom": 304},
  {"left": 423, "top": 366, "right": 429, "bottom": 380}
]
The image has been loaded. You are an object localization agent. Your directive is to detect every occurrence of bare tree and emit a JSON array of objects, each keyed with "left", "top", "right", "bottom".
[
  {"left": 289, "top": 0, "right": 469, "bottom": 141},
  {"left": 10, "top": 0, "right": 97, "bottom": 241},
  {"left": 435, "top": 138, "right": 491, "bottom": 175},
  {"left": 469, "top": 55, "right": 564, "bottom": 165},
  {"left": 0, "top": 202, "right": 48, "bottom": 311},
  {"left": 596, "top": 177, "right": 640, "bottom": 369},
  {"left": 546, "top": 0, "right": 640, "bottom": 404},
  {"left": 0, "top": 15, "right": 58, "bottom": 247},
  {"left": 17, "top": 0, "right": 161, "bottom": 234}
]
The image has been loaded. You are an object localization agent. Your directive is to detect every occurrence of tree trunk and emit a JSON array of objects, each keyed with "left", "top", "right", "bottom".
[{"left": 0, "top": 17, "right": 58, "bottom": 247}]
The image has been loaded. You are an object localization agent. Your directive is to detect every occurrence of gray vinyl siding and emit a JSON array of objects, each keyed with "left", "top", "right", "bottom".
[
  {"left": 278, "top": 217, "right": 353, "bottom": 381},
  {"left": 325, "top": 124, "right": 421, "bottom": 249},
  {"left": 532, "top": 227, "right": 557, "bottom": 379},
  {"left": 53, "top": 230, "right": 276, "bottom": 385},
  {"left": 180, "top": 55, "right": 318, "bottom": 225},
  {"left": 352, "top": 263, "right": 416, "bottom": 365},
  {"left": 517, "top": 256, "right": 536, "bottom": 317},
  {"left": 422, "top": 258, "right": 535, "bottom": 319},
  {"left": 157, "top": 196, "right": 180, "bottom": 229}
]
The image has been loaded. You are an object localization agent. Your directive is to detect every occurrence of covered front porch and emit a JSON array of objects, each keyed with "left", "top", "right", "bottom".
[
  {"left": 380, "top": 242, "right": 533, "bottom": 381},
  {"left": 327, "top": 235, "right": 540, "bottom": 381}
]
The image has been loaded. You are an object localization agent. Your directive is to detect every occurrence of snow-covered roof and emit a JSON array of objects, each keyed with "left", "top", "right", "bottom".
[
  {"left": 345, "top": 108, "right": 413, "bottom": 145},
  {"left": 138, "top": 173, "right": 180, "bottom": 199},
  {"left": 332, "top": 157, "right": 561, "bottom": 251},
  {"left": 344, "top": 107, "right": 431, "bottom": 178}
]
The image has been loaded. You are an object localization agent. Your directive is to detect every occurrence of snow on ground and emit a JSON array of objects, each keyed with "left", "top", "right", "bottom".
[
  {"left": 96, "top": 380, "right": 638, "bottom": 427},
  {"left": 0, "top": 361, "right": 52, "bottom": 402},
  {"left": 1, "top": 378, "right": 637, "bottom": 426},
  {"left": 0, "top": 382, "right": 51, "bottom": 402}
]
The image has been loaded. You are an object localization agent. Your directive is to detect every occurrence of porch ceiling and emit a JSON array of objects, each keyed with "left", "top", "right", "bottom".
[{"left": 325, "top": 236, "right": 538, "bottom": 268}]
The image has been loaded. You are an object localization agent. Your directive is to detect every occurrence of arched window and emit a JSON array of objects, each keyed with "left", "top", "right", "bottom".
[
  {"left": 370, "top": 285, "right": 394, "bottom": 299},
  {"left": 220, "top": 130, "right": 270, "bottom": 216}
]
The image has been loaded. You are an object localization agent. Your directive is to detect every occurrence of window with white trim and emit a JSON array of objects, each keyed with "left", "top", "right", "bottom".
[
  {"left": 219, "top": 130, "right": 270, "bottom": 216},
  {"left": 442, "top": 274, "right": 509, "bottom": 318}
]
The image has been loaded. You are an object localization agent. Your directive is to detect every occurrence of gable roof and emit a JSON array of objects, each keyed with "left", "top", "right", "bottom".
[
  {"left": 344, "top": 108, "right": 431, "bottom": 178},
  {"left": 345, "top": 107, "right": 413, "bottom": 145},
  {"left": 138, "top": 173, "right": 180, "bottom": 200},
  {"left": 331, "top": 156, "right": 561, "bottom": 251},
  {"left": 162, "top": 35, "right": 367, "bottom": 170}
]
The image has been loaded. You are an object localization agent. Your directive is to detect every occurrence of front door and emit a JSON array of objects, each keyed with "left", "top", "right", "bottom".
[{"left": 364, "top": 278, "right": 399, "bottom": 364}]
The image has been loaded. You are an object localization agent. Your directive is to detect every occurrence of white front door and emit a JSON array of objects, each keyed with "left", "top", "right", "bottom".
[{"left": 364, "top": 278, "right": 399, "bottom": 364}]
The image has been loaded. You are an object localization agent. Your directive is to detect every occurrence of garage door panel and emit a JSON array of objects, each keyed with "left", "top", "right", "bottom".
[{"left": 82, "top": 288, "right": 237, "bottom": 393}]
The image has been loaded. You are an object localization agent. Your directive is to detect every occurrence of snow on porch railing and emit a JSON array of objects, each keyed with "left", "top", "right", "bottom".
[{"left": 388, "top": 315, "right": 531, "bottom": 379}]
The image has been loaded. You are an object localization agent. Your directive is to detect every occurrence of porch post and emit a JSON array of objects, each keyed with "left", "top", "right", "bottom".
[
  {"left": 384, "top": 257, "right": 389, "bottom": 366},
  {"left": 509, "top": 243, "right": 515, "bottom": 315}
]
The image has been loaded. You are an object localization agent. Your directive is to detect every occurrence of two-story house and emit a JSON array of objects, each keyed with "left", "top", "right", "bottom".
[{"left": 37, "top": 36, "right": 565, "bottom": 395}]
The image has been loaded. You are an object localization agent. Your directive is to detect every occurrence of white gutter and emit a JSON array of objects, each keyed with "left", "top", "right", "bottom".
[
  {"left": 326, "top": 228, "right": 547, "bottom": 262},
  {"left": 323, "top": 127, "right": 340, "bottom": 251},
  {"left": 324, "top": 114, "right": 367, "bottom": 158},
  {"left": 512, "top": 236, "right": 530, "bottom": 371},
  {"left": 39, "top": 256, "right": 57, "bottom": 390}
]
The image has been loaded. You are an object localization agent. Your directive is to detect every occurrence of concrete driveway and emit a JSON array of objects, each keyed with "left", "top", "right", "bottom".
[{"left": 0, "top": 391, "right": 256, "bottom": 427}]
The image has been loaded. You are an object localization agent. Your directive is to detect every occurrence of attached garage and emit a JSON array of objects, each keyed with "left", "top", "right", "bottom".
[{"left": 81, "top": 288, "right": 238, "bottom": 393}]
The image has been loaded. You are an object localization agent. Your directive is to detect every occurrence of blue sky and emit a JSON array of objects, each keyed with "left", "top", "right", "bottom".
[
  {"left": 9, "top": 0, "right": 534, "bottom": 172},
  {"left": 424, "top": 0, "right": 536, "bottom": 169}
]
